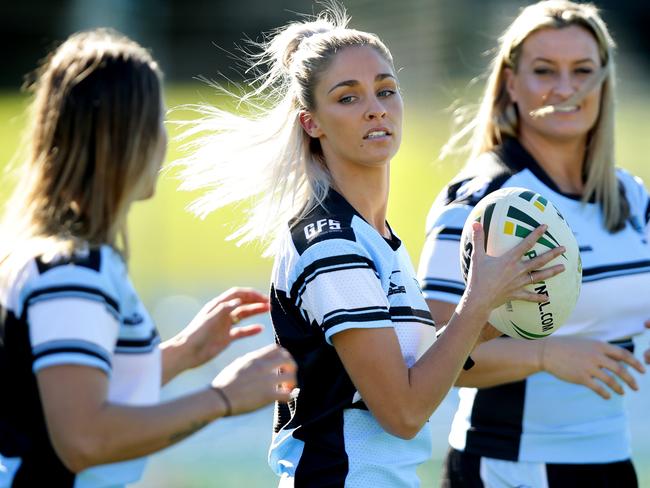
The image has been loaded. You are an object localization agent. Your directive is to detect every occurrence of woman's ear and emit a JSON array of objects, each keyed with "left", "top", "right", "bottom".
[
  {"left": 504, "top": 67, "right": 518, "bottom": 103},
  {"left": 299, "top": 110, "right": 323, "bottom": 138}
]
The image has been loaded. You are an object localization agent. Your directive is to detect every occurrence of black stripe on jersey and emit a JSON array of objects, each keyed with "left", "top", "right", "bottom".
[
  {"left": 33, "top": 345, "right": 111, "bottom": 369},
  {"left": 464, "top": 380, "right": 526, "bottom": 461},
  {"left": 35, "top": 249, "right": 101, "bottom": 274},
  {"left": 321, "top": 309, "right": 391, "bottom": 333},
  {"left": 422, "top": 278, "right": 465, "bottom": 296},
  {"left": 645, "top": 198, "right": 650, "bottom": 225},
  {"left": 115, "top": 330, "right": 160, "bottom": 353},
  {"left": 24, "top": 285, "right": 120, "bottom": 315},
  {"left": 610, "top": 338, "right": 635, "bottom": 353},
  {"left": 389, "top": 306, "right": 435, "bottom": 326},
  {"left": 322, "top": 305, "right": 389, "bottom": 322},
  {"left": 582, "top": 259, "right": 650, "bottom": 282},
  {"left": 431, "top": 226, "right": 463, "bottom": 241},
  {"left": 291, "top": 254, "right": 378, "bottom": 306}
]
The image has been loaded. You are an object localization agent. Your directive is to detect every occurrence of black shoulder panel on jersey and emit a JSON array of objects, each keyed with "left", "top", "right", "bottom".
[
  {"left": 289, "top": 190, "right": 358, "bottom": 255},
  {"left": 36, "top": 248, "right": 101, "bottom": 274},
  {"left": 443, "top": 150, "right": 521, "bottom": 207}
]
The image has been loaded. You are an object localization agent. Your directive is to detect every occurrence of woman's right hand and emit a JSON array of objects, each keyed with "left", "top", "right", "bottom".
[
  {"left": 463, "top": 222, "right": 566, "bottom": 315},
  {"left": 540, "top": 337, "right": 646, "bottom": 399},
  {"left": 211, "top": 344, "right": 297, "bottom": 416}
]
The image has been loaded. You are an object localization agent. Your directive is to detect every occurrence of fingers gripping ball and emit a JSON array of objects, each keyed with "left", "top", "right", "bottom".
[{"left": 460, "top": 187, "right": 582, "bottom": 339}]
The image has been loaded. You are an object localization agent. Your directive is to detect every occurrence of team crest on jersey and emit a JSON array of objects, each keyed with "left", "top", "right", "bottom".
[
  {"left": 123, "top": 312, "right": 144, "bottom": 326},
  {"left": 387, "top": 270, "right": 407, "bottom": 296},
  {"left": 303, "top": 219, "right": 342, "bottom": 240}
]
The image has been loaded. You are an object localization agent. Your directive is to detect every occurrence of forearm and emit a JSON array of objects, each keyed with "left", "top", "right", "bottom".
[
  {"left": 404, "top": 299, "right": 490, "bottom": 430},
  {"left": 160, "top": 336, "right": 191, "bottom": 385},
  {"left": 455, "top": 337, "right": 544, "bottom": 387},
  {"left": 55, "top": 387, "right": 227, "bottom": 472}
]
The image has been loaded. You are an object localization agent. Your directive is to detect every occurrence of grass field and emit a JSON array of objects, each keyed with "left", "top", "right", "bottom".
[
  {"left": 1, "top": 84, "right": 649, "bottom": 487},
  {"left": 2, "top": 84, "right": 650, "bottom": 286}
]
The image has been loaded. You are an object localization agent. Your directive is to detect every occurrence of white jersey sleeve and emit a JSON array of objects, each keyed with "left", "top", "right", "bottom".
[
  {"left": 286, "top": 237, "right": 393, "bottom": 345},
  {"left": 21, "top": 260, "right": 120, "bottom": 375},
  {"left": 417, "top": 202, "right": 472, "bottom": 304}
]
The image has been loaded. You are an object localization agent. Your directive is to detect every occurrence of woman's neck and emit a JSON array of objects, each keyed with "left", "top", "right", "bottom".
[
  {"left": 329, "top": 163, "right": 390, "bottom": 238},
  {"left": 518, "top": 130, "right": 588, "bottom": 195}
]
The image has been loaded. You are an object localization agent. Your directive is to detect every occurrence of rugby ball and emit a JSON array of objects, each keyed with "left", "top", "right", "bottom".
[{"left": 459, "top": 187, "right": 581, "bottom": 339}]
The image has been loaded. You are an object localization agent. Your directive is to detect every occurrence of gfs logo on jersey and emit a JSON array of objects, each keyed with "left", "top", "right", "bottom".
[{"left": 304, "top": 219, "right": 342, "bottom": 239}]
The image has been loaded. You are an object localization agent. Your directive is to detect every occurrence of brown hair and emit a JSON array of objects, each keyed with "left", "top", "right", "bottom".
[{"left": 1, "top": 28, "right": 164, "bottom": 268}]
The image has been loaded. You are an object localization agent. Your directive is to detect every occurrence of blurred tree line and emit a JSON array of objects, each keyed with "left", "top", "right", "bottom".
[{"left": 1, "top": 0, "right": 648, "bottom": 93}]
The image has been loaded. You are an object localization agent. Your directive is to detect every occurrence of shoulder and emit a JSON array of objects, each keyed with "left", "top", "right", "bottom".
[
  {"left": 617, "top": 168, "right": 650, "bottom": 226},
  {"left": 288, "top": 192, "right": 361, "bottom": 256},
  {"left": 12, "top": 245, "right": 123, "bottom": 318},
  {"left": 617, "top": 168, "right": 648, "bottom": 204},
  {"left": 274, "top": 194, "right": 379, "bottom": 293},
  {"left": 425, "top": 151, "right": 517, "bottom": 235},
  {"left": 449, "top": 151, "right": 522, "bottom": 205}
]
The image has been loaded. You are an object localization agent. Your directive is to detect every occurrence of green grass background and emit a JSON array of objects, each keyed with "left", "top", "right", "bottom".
[{"left": 1, "top": 85, "right": 649, "bottom": 487}]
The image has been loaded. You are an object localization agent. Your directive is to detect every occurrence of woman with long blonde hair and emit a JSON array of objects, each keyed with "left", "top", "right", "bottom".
[
  {"left": 418, "top": 1, "right": 648, "bottom": 486},
  {"left": 178, "top": 4, "right": 565, "bottom": 486},
  {"left": 0, "top": 28, "right": 296, "bottom": 487}
]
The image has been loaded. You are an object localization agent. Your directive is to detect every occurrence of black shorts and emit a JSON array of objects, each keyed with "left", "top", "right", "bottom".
[{"left": 440, "top": 448, "right": 638, "bottom": 488}]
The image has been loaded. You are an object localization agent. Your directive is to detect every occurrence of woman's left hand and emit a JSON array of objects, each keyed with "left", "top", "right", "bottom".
[{"left": 162, "top": 288, "right": 270, "bottom": 383}]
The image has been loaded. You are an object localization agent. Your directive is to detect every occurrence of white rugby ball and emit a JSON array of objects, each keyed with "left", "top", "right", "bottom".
[{"left": 460, "top": 187, "right": 582, "bottom": 339}]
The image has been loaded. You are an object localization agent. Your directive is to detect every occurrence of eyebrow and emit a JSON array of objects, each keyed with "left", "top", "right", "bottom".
[
  {"left": 533, "top": 57, "right": 597, "bottom": 64},
  {"left": 327, "top": 73, "right": 396, "bottom": 94}
]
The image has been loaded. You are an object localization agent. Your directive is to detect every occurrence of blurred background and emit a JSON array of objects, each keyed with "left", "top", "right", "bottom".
[{"left": 1, "top": 0, "right": 649, "bottom": 486}]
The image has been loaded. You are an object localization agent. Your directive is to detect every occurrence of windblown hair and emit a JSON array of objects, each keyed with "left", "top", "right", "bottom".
[
  {"left": 175, "top": 3, "right": 394, "bottom": 255},
  {"left": 0, "top": 28, "right": 163, "bottom": 274},
  {"left": 442, "top": 0, "right": 626, "bottom": 232}
]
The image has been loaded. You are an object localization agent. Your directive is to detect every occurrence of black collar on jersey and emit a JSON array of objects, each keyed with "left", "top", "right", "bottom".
[
  {"left": 497, "top": 136, "right": 586, "bottom": 202},
  {"left": 326, "top": 188, "right": 402, "bottom": 251}
]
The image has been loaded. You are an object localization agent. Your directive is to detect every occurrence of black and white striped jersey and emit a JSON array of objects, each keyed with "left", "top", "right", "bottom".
[
  {"left": 417, "top": 136, "right": 650, "bottom": 463},
  {"left": 269, "top": 189, "right": 436, "bottom": 486},
  {"left": 0, "top": 245, "right": 160, "bottom": 487}
]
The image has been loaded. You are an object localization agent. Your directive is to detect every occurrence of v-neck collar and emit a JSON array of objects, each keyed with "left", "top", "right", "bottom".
[
  {"left": 325, "top": 189, "right": 402, "bottom": 251},
  {"left": 498, "top": 136, "right": 587, "bottom": 202}
]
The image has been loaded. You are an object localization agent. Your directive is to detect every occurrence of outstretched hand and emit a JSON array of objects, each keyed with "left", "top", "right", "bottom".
[
  {"left": 540, "top": 336, "right": 646, "bottom": 399},
  {"left": 172, "top": 287, "right": 270, "bottom": 372},
  {"left": 464, "top": 222, "right": 565, "bottom": 315}
]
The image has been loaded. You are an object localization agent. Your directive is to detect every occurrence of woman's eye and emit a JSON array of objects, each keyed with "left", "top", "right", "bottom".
[
  {"left": 575, "top": 67, "right": 594, "bottom": 75},
  {"left": 533, "top": 67, "right": 553, "bottom": 75},
  {"left": 378, "top": 89, "right": 396, "bottom": 98},
  {"left": 338, "top": 95, "right": 356, "bottom": 104}
]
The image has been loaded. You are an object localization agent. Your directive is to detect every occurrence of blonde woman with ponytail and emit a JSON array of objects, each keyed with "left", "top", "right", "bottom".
[
  {"left": 178, "top": 4, "right": 565, "bottom": 486},
  {"left": 418, "top": 1, "right": 649, "bottom": 486},
  {"left": 0, "top": 29, "right": 296, "bottom": 487}
]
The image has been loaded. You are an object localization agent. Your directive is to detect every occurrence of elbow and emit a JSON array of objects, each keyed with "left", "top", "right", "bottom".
[
  {"left": 51, "top": 435, "right": 100, "bottom": 473},
  {"left": 378, "top": 411, "right": 426, "bottom": 440}
]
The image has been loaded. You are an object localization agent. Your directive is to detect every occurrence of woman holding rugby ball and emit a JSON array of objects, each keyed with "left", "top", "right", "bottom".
[
  {"left": 176, "top": 3, "right": 565, "bottom": 486},
  {"left": 418, "top": 1, "right": 649, "bottom": 486},
  {"left": 0, "top": 29, "right": 296, "bottom": 487}
]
